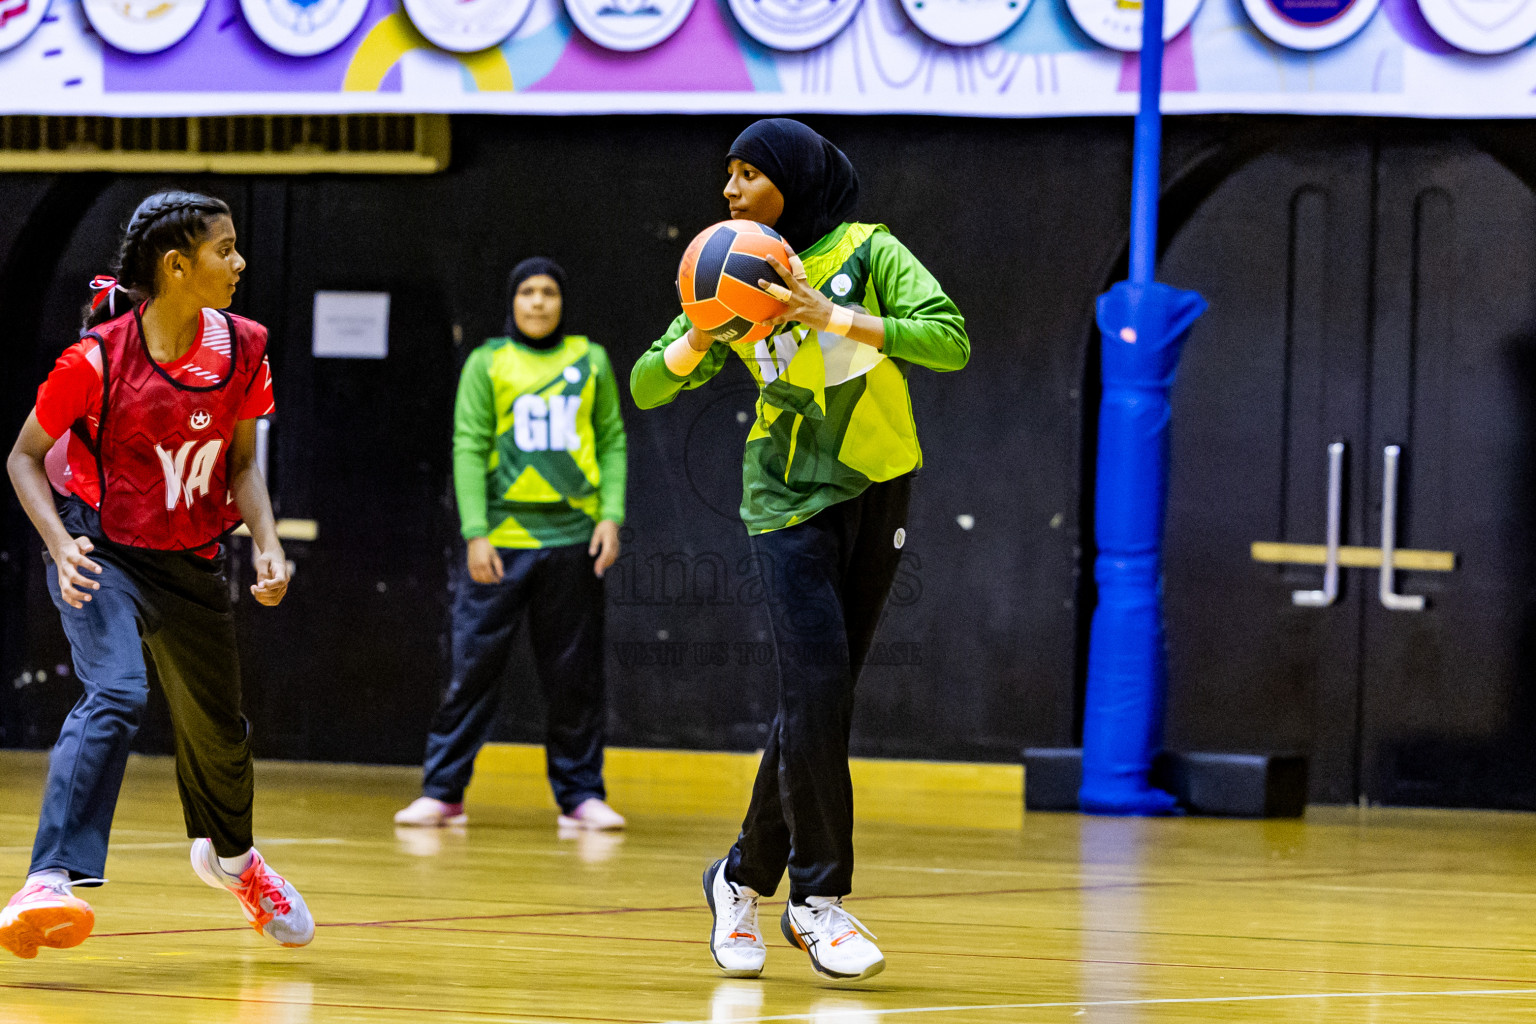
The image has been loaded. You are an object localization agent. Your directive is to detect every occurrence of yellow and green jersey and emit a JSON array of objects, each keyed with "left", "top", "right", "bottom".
[
  {"left": 630, "top": 222, "right": 968, "bottom": 534},
  {"left": 455, "top": 334, "right": 627, "bottom": 549}
]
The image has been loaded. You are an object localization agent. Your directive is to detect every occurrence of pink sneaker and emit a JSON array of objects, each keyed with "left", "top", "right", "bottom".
[
  {"left": 0, "top": 880, "right": 95, "bottom": 959},
  {"left": 557, "top": 798, "right": 626, "bottom": 831},
  {"left": 394, "top": 797, "right": 468, "bottom": 827}
]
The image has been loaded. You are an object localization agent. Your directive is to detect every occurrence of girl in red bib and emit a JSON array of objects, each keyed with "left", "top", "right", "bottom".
[{"left": 1, "top": 191, "right": 314, "bottom": 959}]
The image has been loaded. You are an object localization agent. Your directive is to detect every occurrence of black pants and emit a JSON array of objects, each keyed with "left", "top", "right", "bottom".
[
  {"left": 725, "top": 475, "right": 912, "bottom": 900},
  {"left": 34, "top": 500, "right": 253, "bottom": 877},
  {"left": 420, "top": 542, "right": 607, "bottom": 814}
]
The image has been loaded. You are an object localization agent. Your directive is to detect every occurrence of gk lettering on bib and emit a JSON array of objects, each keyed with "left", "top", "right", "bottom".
[{"left": 512, "top": 394, "right": 582, "bottom": 451}]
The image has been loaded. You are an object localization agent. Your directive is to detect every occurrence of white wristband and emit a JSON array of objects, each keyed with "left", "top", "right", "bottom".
[
  {"left": 664, "top": 335, "right": 708, "bottom": 376},
  {"left": 825, "top": 305, "right": 855, "bottom": 337}
]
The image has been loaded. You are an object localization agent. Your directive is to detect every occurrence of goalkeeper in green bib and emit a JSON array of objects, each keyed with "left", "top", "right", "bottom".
[
  {"left": 397, "top": 257, "right": 629, "bottom": 833},
  {"left": 630, "top": 119, "right": 969, "bottom": 981}
]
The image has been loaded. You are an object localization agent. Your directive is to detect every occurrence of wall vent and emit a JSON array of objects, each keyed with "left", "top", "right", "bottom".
[{"left": 0, "top": 114, "right": 449, "bottom": 173}]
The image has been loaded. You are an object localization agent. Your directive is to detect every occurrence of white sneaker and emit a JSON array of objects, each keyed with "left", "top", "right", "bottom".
[
  {"left": 781, "top": 897, "right": 884, "bottom": 981},
  {"left": 703, "top": 859, "right": 765, "bottom": 978},
  {"left": 557, "top": 798, "right": 625, "bottom": 831},
  {"left": 394, "top": 797, "right": 468, "bottom": 827},
  {"left": 191, "top": 840, "right": 315, "bottom": 948}
]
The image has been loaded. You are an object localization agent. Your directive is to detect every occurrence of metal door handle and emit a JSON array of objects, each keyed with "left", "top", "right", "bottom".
[
  {"left": 1293, "top": 442, "right": 1344, "bottom": 607},
  {"left": 1379, "top": 445, "right": 1425, "bottom": 611}
]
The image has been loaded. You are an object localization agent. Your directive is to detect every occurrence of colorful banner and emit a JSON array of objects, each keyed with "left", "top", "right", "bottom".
[{"left": 7, "top": 0, "right": 1536, "bottom": 117}]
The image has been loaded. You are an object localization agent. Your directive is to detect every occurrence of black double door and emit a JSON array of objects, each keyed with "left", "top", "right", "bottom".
[{"left": 1159, "top": 132, "right": 1536, "bottom": 808}]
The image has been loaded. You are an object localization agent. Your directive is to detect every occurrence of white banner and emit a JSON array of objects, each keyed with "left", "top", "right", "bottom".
[{"left": 4, "top": 0, "right": 1536, "bottom": 117}]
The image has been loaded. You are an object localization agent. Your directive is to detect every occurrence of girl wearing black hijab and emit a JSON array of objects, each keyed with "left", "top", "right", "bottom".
[
  {"left": 396, "top": 257, "right": 629, "bottom": 833},
  {"left": 631, "top": 119, "right": 969, "bottom": 982}
]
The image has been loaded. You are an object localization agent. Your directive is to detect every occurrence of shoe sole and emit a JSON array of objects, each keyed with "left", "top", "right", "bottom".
[
  {"left": 703, "top": 859, "right": 762, "bottom": 979},
  {"left": 394, "top": 815, "right": 468, "bottom": 827},
  {"left": 0, "top": 903, "right": 94, "bottom": 959},
  {"left": 557, "top": 816, "right": 621, "bottom": 831},
  {"left": 780, "top": 908, "right": 886, "bottom": 982}
]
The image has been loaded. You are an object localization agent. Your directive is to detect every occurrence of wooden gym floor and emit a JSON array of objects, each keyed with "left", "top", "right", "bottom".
[{"left": 2, "top": 747, "right": 1535, "bottom": 1023}]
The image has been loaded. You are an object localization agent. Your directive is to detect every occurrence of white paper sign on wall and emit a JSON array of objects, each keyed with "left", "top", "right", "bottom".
[
  {"left": 565, "top": 0, "right": 696, "bottom": 50},
  {"left": 313, "top": 291, "right": 391, "bottom": 359},
  {"left": 726, "top": 0, "right": 863, "bottom": 51},
  {"left": 1065, "top": 0, "right": 1204, "bottom": 50},
  {"left": 81, "top": 0, "right": 208, "bottom": 53},
  {"left": 901, "top": 0, "right": 1032, "bottom": 46}
]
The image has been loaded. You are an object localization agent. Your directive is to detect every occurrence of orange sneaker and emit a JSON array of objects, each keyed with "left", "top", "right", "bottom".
[{"left": 0, "top": 880, "right": 96, "bottom": 959}]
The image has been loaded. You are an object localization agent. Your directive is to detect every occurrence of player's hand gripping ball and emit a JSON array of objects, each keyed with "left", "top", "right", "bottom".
[{"left": 677, "top": 220, "right": 796, "bottom": 345}]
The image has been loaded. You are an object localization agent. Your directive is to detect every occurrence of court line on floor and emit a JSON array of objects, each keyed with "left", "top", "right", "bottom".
[
  {"left": 658, "top": 986, "right": 1536, "bottom": 1024},
  {"left": 88, "top": 867, "right": 1384, "bottom": 939},
  {"left": 352, "top": 921, "right": 1536, "bottom": 987},
  {"left": 92, "top": 903, "right": 702, "bottom": 938},
  {"left": 0, "top": 981, "right": 647, "bottom": 1023},
  {"left": 102, "top": 891, "right": 1536, "bottom": 995},
  {"left": 967, "top": 920, "right": 1536, "bottom": 956},
  {"left": 0, "top": 838, "right": 348, "bottom": 854}
]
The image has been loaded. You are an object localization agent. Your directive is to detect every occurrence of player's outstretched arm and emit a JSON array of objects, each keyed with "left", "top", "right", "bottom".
[{"left": 6, "top": 411, "right": 101, "bottom": 609}]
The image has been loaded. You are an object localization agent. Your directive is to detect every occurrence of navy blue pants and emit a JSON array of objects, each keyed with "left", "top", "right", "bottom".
[
  {"left": 725, "top": 475, "right": 912, "bottom": 901},
  {"left": 421, "top": 542, "right": 607, "bottom": 814},
  {"left": 33, "top": 501, "right": 254, "bottom": 879}
]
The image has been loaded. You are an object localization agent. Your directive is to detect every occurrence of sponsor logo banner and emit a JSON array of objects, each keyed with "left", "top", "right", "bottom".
[{"left": 9, "top": 0, "right": 1536, "bottom": 118}]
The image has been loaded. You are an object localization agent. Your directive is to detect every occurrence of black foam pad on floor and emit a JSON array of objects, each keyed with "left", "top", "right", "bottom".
[
  {"left": 1022, "top": 747, "right": 1083, "bottom": 811},
  {"left": 1152, "top": 751, "right": 1309, "bottom": 818},
  {"left": 1021, "top": 748, "right": 1309, "bottom": 817}
]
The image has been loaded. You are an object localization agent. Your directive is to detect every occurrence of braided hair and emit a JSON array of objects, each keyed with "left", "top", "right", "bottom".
[{"left": 81, "top": 190, "right": 231, "bottom": 331}]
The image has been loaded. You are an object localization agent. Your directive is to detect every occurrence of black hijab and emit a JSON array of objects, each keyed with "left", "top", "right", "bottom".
[
  {"left": 727, "top": 119, "right": 859, "bottom": 253},
  {"left": 504, "top": 256, "right": 568, "bottom": 349}
]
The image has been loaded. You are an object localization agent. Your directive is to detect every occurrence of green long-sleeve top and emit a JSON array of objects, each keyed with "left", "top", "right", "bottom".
[
  {"left": 454, "top": 334, "right": 627, "bottom": 549},
  {"left": 630, "top": 222, "right": 968, "bottom": 534}
]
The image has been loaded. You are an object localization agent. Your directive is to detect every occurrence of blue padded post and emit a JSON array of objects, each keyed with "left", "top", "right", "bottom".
[
  {"left": 1079, "top": 282, "right": 1205, "bottom": 814},
  {"left": 1078, "top": 0, "right": 1207, "bottom": 814}
]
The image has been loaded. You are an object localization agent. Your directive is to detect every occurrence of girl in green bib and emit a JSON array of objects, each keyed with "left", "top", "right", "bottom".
[
  {"left": 397, "top": 258, "right": 628, "bottom": 833},
  {"left": 630, "top": 119, "right": 968, "bottom": 982}
]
